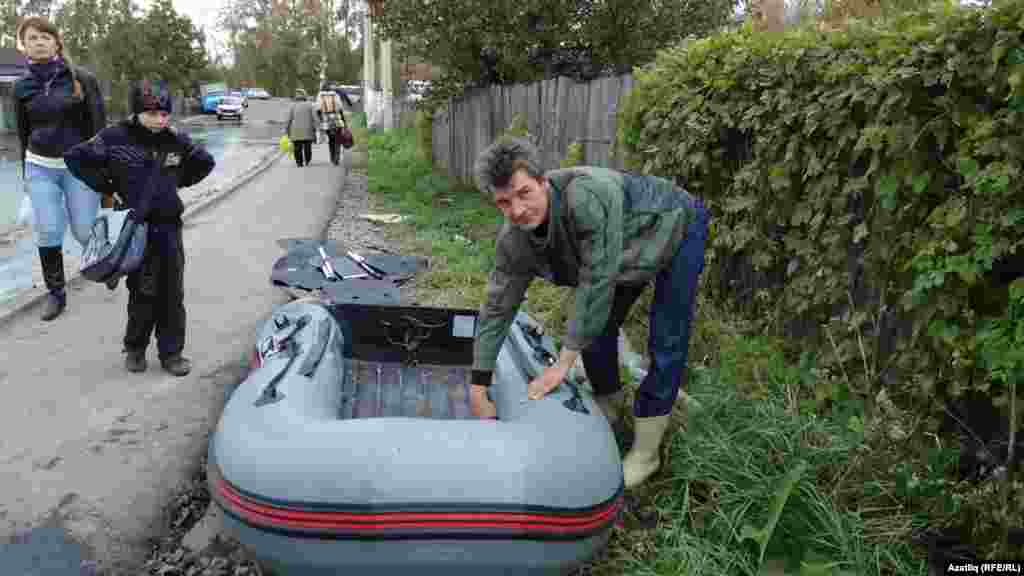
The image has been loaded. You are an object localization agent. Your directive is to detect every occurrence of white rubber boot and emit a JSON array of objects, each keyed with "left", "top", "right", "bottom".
[
  {"left": 594, "top": 389, "right": 624, "bottom": 425},
  {"left": 623, "top": 414, "right": 671, "bottom": 489}
]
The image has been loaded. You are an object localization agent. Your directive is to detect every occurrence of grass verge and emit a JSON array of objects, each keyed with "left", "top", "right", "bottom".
[{"left": 365, "top": 127, "right": 970, "bottom": 575}]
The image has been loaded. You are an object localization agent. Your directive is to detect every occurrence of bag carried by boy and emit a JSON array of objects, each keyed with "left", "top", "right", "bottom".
[
  {"left": 80, "top": 203, "right": 148, "bottom": 283},
  {"left": 80, "top": 148, "right": 170, "bottom": 284}
]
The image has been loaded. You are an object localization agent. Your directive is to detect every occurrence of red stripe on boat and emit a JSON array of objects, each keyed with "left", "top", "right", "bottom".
[{"left": 216, "top": 477, "right": 622, "bottom": 535}]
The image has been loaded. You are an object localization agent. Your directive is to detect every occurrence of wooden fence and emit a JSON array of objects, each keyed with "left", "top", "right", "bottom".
[{"left": 430, "top": 74, "right": 634, "bottom": 185}]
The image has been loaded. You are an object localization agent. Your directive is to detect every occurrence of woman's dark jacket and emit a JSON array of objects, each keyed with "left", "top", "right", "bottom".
[
  {"left": 14, "top": 59, "right": 106, "bottom": 173},
  {"left": 64, "top": 117, "right": 216, "bottom": 225}
]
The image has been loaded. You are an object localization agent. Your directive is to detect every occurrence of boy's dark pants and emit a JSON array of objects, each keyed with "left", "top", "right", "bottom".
[
  {"left": 292, "top": 140, "right": 313, "bottom": 166},
  {"left": 582, "top": 201, "right": 711, "bottom": 418},
  {"left": 124, "top": 223, "right": 186, "bottom": 361}
]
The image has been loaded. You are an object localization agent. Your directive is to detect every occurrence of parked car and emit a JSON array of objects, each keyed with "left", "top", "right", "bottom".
[
  {"left": 247, "top": 87, "right": 271, "bottom": 100},
  {"left": 202, "top": 92, "right": 225, "bottom": 114},
  {"left": 216, "top": 96, "right": 245, "bottom": 121},
  {"left": 229, "top": 91, "right": 248, "bottom": 108}
]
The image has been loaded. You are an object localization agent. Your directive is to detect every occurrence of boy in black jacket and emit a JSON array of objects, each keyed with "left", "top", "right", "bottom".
[{"left": 65, "top": 80, "right": 215, "bottom": 376}]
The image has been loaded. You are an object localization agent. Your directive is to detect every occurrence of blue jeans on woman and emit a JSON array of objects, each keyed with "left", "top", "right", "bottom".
[
  {"left": 580, "top": 200, "right": 711, "bottom": 418},
  {"left": 26, "top": 162, "right": 100, "bottom": 249}
]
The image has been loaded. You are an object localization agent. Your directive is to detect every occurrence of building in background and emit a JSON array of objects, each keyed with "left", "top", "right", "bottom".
[{"left": 0, "top": 47, "right": 28, "bottom": 134}]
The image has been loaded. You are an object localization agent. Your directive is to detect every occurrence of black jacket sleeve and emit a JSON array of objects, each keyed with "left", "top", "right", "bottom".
[
  {"left": 176, "top": 132, "right": 215, "bottom": 188},
  {"left": 15, "top": 87, "right": 28, "bottom": 178},
  {"left": 64, "top": 132, "right": 114, "bottom": 195}
]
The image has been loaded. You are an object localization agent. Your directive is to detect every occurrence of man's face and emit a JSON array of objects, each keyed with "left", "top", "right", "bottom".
[
  {"left": 138, "top": 110, "right": 171, "bottom": 132},
  {"left": 493, "top": 170, "right": 549, "bottom": 232},
  {"left": 22, "top": 27, "right": 58, "bottom": 63}
]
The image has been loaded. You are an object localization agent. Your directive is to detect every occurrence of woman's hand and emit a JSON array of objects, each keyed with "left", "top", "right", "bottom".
[{"left": 469, "top": 384, "right": 497, "bottom": 419}]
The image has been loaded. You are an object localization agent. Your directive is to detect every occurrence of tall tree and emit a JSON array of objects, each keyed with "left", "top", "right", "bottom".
[
  {"left": 2, "top": 0, "right": 28, "bottom": 48},
  {"left": 54, "top": 0, "right": 136, "bottom": 67},
  {"left": 216, "top": 0, "right": 362, "bottom": 95},
  {"left": 94, "top": 0, "right": 207, "bottom": 89},
  {"left": 375, "top": 0, "right": 735, "bottom": 107}
]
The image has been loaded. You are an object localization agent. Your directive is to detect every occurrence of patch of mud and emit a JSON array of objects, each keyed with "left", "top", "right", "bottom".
[{"left": 140, "top": 454, "right": 264, "bottom": 576}]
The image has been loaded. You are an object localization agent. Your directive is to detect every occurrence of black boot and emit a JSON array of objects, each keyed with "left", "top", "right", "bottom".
[
  {"left": 161, "top": 354, "right": 192, "bottom": 377},
  {"left": 39, "top": 246, "right": 66, "bottom": 321},
  {"left": 125, "top": 349, "right": 147, "bottom": 373}
]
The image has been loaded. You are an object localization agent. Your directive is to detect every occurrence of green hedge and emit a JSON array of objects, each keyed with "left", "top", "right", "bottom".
[{"left": 619, "top": 2, "right": 1024, "bottom": 416}]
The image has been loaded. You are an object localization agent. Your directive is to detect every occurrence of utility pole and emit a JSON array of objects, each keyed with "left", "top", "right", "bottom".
[
  {"left": 363, "top": 0, "right": 376, "bottom": 126},
  {"left": 365, "top": 0, "right": 393, "bottom": 129}
]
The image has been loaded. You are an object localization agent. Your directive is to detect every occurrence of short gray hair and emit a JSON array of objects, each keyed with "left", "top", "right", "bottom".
[{"left": 473, "top": 136, "right": 544, "bottom": 199}]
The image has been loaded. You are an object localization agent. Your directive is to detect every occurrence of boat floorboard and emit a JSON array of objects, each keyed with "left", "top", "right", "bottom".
[{"left": 341, "top": 360, "right": 474, "bottom": 420}]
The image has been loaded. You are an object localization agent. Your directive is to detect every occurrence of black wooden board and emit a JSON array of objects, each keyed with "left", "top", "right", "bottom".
[{"left": 270, "top": 237, "right": 429, "bottom": 292}]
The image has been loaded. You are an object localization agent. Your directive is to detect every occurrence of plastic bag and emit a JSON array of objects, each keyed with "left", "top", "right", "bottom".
[
  {"left": 80, "top": 208, "right": 146, "bottom": 283},
  {"left": 16, "top": 192, "right": 34, "bottom": 227},
  {"left": 279, "top": 135, "right": 293, "bottom": 154}
]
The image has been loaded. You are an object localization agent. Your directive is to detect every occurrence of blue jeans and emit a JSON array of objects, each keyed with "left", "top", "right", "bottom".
[
  {"left": 581, "top": 201, "right": 711, "bottom": 418},
  {"left": 26, "top": 162, "right": 100, "bottom": 249}
]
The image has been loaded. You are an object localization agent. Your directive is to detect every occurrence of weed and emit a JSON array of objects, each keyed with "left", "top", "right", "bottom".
[{"left": 366, "top": 128, "right": 968, "bottom": 575}]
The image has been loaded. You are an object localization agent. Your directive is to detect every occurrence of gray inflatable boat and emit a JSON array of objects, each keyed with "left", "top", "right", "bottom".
[{"left": 207, "top": 298, "right": 624, "bottom": 575}]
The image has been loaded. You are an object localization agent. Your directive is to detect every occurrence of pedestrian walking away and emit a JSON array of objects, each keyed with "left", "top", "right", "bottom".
[
  {"left": 315, "top": 82, "right": 347, "bottom": 166},
  {"left": 14, "top": 16, "right": 107, "bottom": 321},
  {"left": 64, "top": 80, "right": 216, "bottom": 377},
  {"left": 468, "top": 136, "right": 711, "bottom": 490},
  {"left": 286, "top": 89, "right": 317, "bottom": 167}
]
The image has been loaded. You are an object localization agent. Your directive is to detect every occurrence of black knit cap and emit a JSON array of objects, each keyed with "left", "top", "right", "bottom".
[{"left": 130, "top": 80, "right": 173, "bottom": 114}]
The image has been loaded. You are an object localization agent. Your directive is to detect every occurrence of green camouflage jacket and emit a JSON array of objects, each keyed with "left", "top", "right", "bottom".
[{"left": 472, "top": 166, "right": 700, "bottom": 373}]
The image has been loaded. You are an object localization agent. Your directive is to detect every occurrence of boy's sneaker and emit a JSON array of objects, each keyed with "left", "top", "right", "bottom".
[
  {"left": 161, "top": 354, "right": 192, "bottom": 377},
  {"left": 125, "top": 350, "right": 147, "bottom": 373}
]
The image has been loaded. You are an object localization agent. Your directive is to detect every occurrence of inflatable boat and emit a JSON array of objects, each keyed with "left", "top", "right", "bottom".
[{"left": 207, "top": 243, "right": 624, "bottom": 575}]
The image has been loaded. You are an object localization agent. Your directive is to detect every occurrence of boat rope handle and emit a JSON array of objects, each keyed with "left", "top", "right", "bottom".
[
  {"left": 254, "top": 339, "right": 298, "bottom": 407},
  {"left": 298, "top": 317, "right": 332, "bottom": 378},
  {"left": 514, "top": 320, "right": 590, "bottom": 415}
]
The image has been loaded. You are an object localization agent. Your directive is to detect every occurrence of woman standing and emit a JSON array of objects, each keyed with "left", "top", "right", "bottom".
[
  {"left": 15, "top": 17, "right": 107, "bottom": 321},
  {"left": 285, "top": 89, "right": 317, "bottom": 167},
  {"left": 315, "top": 83, "right": 347, "bottom": 166}
]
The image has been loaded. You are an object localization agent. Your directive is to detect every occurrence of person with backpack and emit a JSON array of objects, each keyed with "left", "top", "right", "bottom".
[
  {"left": 64, "top": 80, "right": 216, "bottom": 377},
  {"left": 14, "top": 16, "right": 107, "bottom": 321},
  {"left": 315, "top": 82, "right": 348, "bottom": 166}
]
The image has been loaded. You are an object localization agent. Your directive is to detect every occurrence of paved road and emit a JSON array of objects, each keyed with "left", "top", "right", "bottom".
[{"left": 0, "top": 97, "right": 345, "bottom": 574}]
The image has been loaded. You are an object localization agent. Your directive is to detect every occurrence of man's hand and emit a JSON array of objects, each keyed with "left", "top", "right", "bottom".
[
  {"left": 528, "top": 364, "right": 568, "bottom": 400},
  {"left": 469, "top": 384, "right": 497, "bottom": 419}
]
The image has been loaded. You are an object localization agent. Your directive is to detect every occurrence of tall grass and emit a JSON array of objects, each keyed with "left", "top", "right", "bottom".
[{"left": 367, "top": 127, "right": 944, "bottom": 575}]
